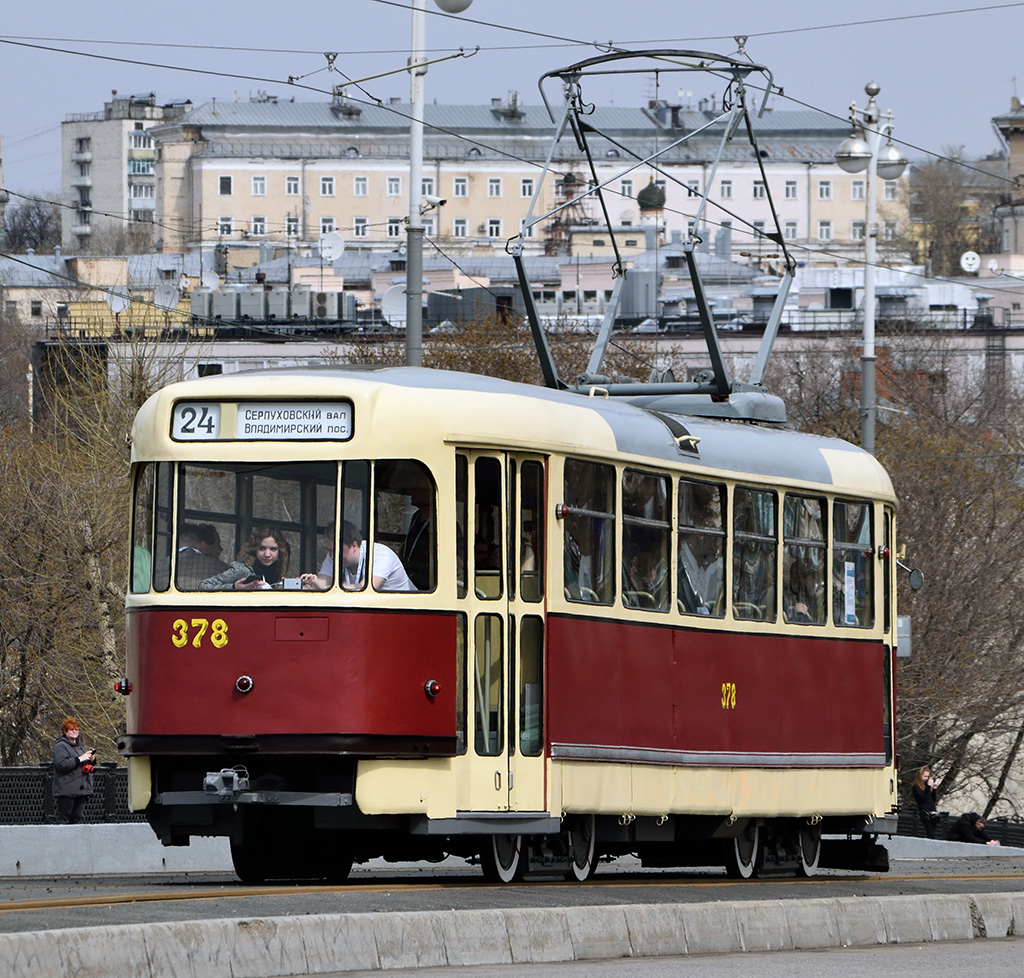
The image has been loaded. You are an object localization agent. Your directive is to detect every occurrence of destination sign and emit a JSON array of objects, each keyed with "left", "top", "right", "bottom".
[{"left": 171, "top": 401, "right": 353, "bottom": 441}]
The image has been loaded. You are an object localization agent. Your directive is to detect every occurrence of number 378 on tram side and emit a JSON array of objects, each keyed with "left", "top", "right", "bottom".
[{"left": 120, "top": 365, "right": 899, "bottom": 883}]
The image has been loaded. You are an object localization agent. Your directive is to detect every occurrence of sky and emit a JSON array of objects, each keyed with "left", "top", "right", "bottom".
[{"left": 0, "top": 0, "right": 1021, "bottom": 195}]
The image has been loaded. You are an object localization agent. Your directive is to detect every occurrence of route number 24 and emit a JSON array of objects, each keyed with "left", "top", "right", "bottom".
[{"left": 172, "top": 618, "right": 229, "bottom": 648}]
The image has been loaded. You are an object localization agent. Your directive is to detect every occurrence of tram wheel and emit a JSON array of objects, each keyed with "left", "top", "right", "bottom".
[
  {"left": 725, "top": 822, "right": 760, "bottom": 879},
  {"left": 480, "top": 834, "right": 525, "bottom": 883},
  {"left": 230, "top": 840, "right": 269, "bottom": 885},
  {"left": 564, "top": 814, "right": 597, "bottom": 882},
  {"left": 796, "top": 824, "right": 822, "bottom": 878}
]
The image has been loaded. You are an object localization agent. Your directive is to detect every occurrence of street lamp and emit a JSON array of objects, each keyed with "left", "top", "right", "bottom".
[
  {"left": 834, "top": 81, "right": 907, "bottom": 454},
  {"left": 406, "top": 0, "right": 474, "bottom": 367}
]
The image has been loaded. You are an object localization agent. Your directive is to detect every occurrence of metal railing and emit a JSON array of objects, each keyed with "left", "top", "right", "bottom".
[{"left": 0, "top": 765, "right": 145, "bottom": 825}]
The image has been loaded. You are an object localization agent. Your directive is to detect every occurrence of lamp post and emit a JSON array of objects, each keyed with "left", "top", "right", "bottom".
[
  {"left": 406, "top": 0, "right": 473, "bottom": 367},
  {"left": 834, "top": 82, "right": 907, "bottom": 454}
]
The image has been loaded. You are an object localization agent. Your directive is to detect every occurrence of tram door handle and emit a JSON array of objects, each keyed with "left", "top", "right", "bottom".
[{"left": 494, "top": 771, "right": 513, "bottom": 791}]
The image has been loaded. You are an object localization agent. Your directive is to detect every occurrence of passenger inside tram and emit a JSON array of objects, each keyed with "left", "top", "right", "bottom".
[
  {"left": 338, "top": 520, "right": 416, "bottom": 592},
  {"left": 198, "top": 527, "right": 292, "bottom": 590}
]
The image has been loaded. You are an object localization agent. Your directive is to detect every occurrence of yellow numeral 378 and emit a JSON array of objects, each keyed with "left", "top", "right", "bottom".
[
  {"left": 721, "top": 682, "right": 737, "bottom": 709},
  {"left": 172, "top": 618, "right": 229, "bottom": 649}
]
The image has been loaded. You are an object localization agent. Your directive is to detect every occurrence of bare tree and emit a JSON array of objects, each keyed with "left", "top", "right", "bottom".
[{"left": 2, "top": 194, "right": 62, "bottom": 253}]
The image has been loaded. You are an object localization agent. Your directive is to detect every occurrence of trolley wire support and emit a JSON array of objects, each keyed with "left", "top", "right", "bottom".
[{"left": 510, "top": 48, "right": 795, "bottom": 423}]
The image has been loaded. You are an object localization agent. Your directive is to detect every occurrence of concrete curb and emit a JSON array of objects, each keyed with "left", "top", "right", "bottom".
[{"left": 3, "top": 892, "right": 1024, "bottom": 978}]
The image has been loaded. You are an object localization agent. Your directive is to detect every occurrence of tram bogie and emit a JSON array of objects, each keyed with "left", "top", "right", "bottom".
[{"left": 121, "top": 366, "right": 900, "bottom": 883}]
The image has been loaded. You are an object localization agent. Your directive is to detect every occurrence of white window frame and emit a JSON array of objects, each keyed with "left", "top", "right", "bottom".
[
  {"left": 286, "top": 176, "right": 300, "bottom": 196},
  {"left": 320, "top": 216, "right": 336, "bottom": 235},
  {"left": 487, "top": 217, "right": 503, "bottom": 238},
  {"left": 520, "top": 217, "right": 534, "bottom": 238},
  {"left": 784, "top": 180, "right": 797, "bottom": 199},
  {"left": 817, "top": 220, "right": 832, "bottom": 241},
  {"left": 353, "top": 217, "right": 368, "bottom": 238},
  {"left": 851, "top": 180, "right": 865, "bottom": 201},
  {"left": 320, "top": 176, "right": 335, "bottom": 197},
  {"left": 883, "top": 180, "right": 899, "bottom": 201},
  {"left": 251, "top": 215, "right": 267, "bottom": 236},
  {"left": 851, "top": 220, "right": 866, "bottom": 241},
  {"left": 218, "top": 175, "right": 233, "bottom": 196},
  {"left": 487, "top": 177, "right": 503, "bottom": 198},
  {"left": 817, "top": 180, "right": 833, "bottom": 201},
  {"left": 620, "top": 178, "right": 634, "bottom": 198},
  {"left": 353, "top": 175, "right": 368, "bottom": 197},
  {"left": 453, "top": 217, "right": 468, "bottom": 238},
  {"left": 521, "top": 177, "right": 535, "bottom": 198},
  {"left": 720, "top": 179, "right": 733, "bottom": 199},
  {"left": 883, "top": 220, "right": 898, "bottom": 241},
  {"left": 752, "top": 180, "right": 766, "bottom": 200},
  {"left": 218, "top": 216, "right": 234, "bottom": 236},
  {"left": 421, "top": 177, "right": 435, "bottom": 196},
  {"left": 285, "top": 215, "right": 300, "bottom": 237},
  {"left": 453, "top": 176, "right": 468, "bottom": 198},
  {"left": 251, "top": 175, "right": 267, "bottom": 197},
  {"left": 387, "top": 176, "right": 402, "bottom": 197},
  {"left": 387, "top": 217, "right": 403, "bottom": 238},
  {"left": 784, "top": 220, "right": 798, "bottom": 240}
]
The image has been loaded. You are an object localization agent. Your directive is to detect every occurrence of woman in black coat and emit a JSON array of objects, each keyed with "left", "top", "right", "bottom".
[
  {"left": 52, "top": 717, "right": 95, "bottom": 824},
  {"left": 912, "top": 765, "right": 940, "bottom": 838}
]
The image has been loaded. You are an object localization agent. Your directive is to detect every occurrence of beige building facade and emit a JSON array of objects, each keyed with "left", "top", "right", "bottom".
[{"left": 150, "top": 95, "right": 908, "bottom": 270}]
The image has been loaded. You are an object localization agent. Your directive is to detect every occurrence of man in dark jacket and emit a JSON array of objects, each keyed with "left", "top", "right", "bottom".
[
  {"left": 52, "top": 717, "right": 95, "bottom": 824},
  {"left": 947, "top": 812, "right": 997, "bottom": 845}
]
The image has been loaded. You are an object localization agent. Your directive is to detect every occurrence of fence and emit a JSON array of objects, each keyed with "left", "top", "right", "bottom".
[
  {"left": 0, "top": 765, "right": 145, "bottom": 825},
  {"left": 896, "top": 809, "right": 1024, "bottom": 847}
]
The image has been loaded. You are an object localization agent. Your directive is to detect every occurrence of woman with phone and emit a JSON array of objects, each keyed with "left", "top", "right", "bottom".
[
  {"left": 52, "top": 718, "right": 95, "bottom": 824},
  {"left": 198, "top": 527, "right": 291, "bottom": 591}
]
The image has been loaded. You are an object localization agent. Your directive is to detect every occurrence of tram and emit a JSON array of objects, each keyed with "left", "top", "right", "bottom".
[{"left": 120, "top": 364, "right": 898, "bottom": 882}]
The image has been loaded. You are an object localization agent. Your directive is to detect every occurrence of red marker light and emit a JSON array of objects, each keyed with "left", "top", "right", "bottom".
[
  {"left": 114, "top": 678, "right": 133, "bottom": 695},
  {"left": 555, "top": 503, "right": 570, "bottom": 520},
  {"left": 424, "top": 679, "right": 441, "bottom": 698}
]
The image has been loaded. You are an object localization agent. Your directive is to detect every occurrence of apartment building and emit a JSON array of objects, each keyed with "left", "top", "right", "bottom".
[
  {"left": 149, "top": 93, "right": 909, "bottom": 265},
  {"left": 61, "top": 92, "right": 192, "bottom": 253}
]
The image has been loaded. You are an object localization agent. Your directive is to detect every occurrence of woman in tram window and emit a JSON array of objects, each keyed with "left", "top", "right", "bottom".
[{"left": 198, "top": 527, "right": 291, "bottom": 590}]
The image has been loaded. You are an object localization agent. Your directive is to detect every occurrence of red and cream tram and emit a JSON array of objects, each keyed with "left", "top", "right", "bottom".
[{"left": 121, "top": 365, "right": 898, "bottom": 882}]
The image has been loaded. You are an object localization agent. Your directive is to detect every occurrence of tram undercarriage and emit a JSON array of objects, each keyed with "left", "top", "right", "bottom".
[{"left": 139, "top": 754, "right": 891, "bottom": 884}]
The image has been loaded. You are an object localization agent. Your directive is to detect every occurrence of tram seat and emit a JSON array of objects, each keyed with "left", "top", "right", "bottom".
[
  {"left": 733, "top": 601, "right": 766, "bottom": 620},
  {"left": 624, "top": 590, "right": 657, "bottom": 609},
  {"left": 564, "top": 583, "right": 600, "bottom": 602}
]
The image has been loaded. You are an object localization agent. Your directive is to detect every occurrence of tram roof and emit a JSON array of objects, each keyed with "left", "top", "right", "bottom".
[{"left": 133, "top": 366, "right": 894, "bottom": 498}]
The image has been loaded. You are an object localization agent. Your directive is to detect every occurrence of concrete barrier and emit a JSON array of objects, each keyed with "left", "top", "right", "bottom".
[{"left": 3, "top": 892, "right": 1024, "bottom": 978}]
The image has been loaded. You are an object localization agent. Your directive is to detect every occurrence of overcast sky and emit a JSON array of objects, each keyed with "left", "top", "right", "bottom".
[{"left": 0, "top": 0, "right": 1020, "bottom": 195}]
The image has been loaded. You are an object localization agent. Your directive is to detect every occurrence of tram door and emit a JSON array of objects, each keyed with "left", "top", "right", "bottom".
[{"left": 456, "top": 451, "right": 547, "bottom": 814}]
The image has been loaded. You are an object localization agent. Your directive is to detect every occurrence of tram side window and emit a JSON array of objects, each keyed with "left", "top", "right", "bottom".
[
  {"left": 562, "top": 458, "right": 615, "bottom": 604},
  {"left": 834, "top": 499, "right": 874, "bottom": 627},
  {"left": 733, "top": 487, "right": 777, "bottom": 621},
  {"left": 474, "top": 614, "right": 504, "bottom": 756},
  {"left": 622, "top": 469, "right": 670, "bottom": 611},
  {"left": 678, "top": 479, "right": 726, "bottom": 617},
  {"left": 473, "top": 457, "right": 503, "bottom": 599},
  {"left": 372, "top": 459, "right": 434, "bottom": 592},
  {"left": 519, "top": 616, "right": 544, "bottom": 755},
  {"left": 783, "top": 495, "right": 826, "bottom": 625},
  {"left": 133, "top": 462, "right": 172, "bottom": 593}
]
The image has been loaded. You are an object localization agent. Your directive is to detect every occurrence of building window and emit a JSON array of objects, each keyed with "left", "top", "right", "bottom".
[
  {"left": 784, "top": 220, "right": 798, "bottom": 240},
  {"left": 817, "top": 180, "right": 832, "bottom": 200},
  {"left": 320, "top": 176, "right": 335, "bottom": 196},
  {"left": 387, "top": 218, "right": 403, "bottom": 238},
  {"left": 75, "top": 137, "right": 91, "bottom": 153},
  {"left": 753, "top": 180, "right": 766, "bottom": 199},
  {"left": 251, "top": 215, "right": 267, "bottom": 236},
  {"left": 488, "top": 177, "right": 503, "bottom": 198},
  {"left": 422, "top": 177, "right": 434, "bottom": 196},
  {"left": 350, "top": 175, "right": 367, "bottom": 197},
  {"left": 785, "top": 180, "right": 797, "bottom": 199},
  {"left": 753, "top": 220, "right": 766, "bottom": 236},
  {"left": 883, "top": 180, "right": 899, "bottom": 201},
  {"left": 320, "top": 216, "right": 336, "bottom": 234},
  {"left": 686, "top": 180, "right": 700, "bottom": 197},
  {"left": 883, "top": 220, "right": 898, "bottom": 241},
  {"left": 285, "top": 215, "right": 300, "bottom": 237},
  {"left": 387, "top": 176, "right": 402, "bottom": 196},
  {"left": 286, "top": 175, "right": 300, "bottom": 196},
  {"left": 78, "top": 162, "right": 90, "bottom": 177},
  {"left": 849, "top": 180, "right": 865, "bottom": 201},
  {"left": 720, "top": 179, "right": 732, "bottom": 199},
  {"left": 521, "top": 177, "right": 534, "bottom": 198},
  {"left": 521, "top": 218, "right": 534, "bottom": 238},
  {"left": 453, "top": 218, "right": 468, "bottom": 237},
  {"left": 130, "top": 210, "right": 153, "bottom": 223},
  {"left": 130, "top": 184, "right": 155, "bottom": 198},
  {"left": 817, "top": 220, "right": 832, "bottom": 241},
  {"left": 130, "top": 131, "right": 152, "bottom": 149},
  {"left": 251, "top": 175, "right": 266, "bottom": 196},
  {"left": 851, "top": 220, "right": 866, "bottom": 241},
  {"left": 422, "top": 217, "right": 435, "bottom": 237},
  {"left": 31, "top": 300, "right": 43, "bottom": 317},
  {"left": 218, "top": 216, "right": 234, "bottom": 236},
  {"left": 620, "top": 178, "right": 633, "bottom": 198},
  {"left": 453, "top": 176, "right": 468, "bottom": 198},
  {"left": 353, "top": 217, "right": 368, "bottom": 238},
  {"left": 487, "top": 218, "right": 503, "bottom": 238},
  {"left": 219, "top": 175, "right": 233, "bottom": 195},
  {"left": 128, "top": 159, "right": 153, "bottom": 174}
]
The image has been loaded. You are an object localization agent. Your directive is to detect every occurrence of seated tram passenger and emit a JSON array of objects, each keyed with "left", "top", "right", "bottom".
[
  {"left": 172, "top": 523, "right": 228, "bottom": 590},
  {"left": 198, "top": 527, "right": 291, "bottom": 590},
  {"left": 337, "top": 520, "right": 416, "bottom": 592}
]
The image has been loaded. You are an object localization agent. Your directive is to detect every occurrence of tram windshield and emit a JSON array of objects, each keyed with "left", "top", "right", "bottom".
[{"left": 130, "top": 458, "right": 436, "bottom": 594}]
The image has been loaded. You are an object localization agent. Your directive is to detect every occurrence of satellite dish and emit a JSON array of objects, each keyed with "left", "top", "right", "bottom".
[
  {"left": 201, "top": 271, "right": 221, "bottom": 290},
  {"left": 106, "top": 290, "right": 130, "bottom": 315},
  {"left": 988, "top": 258, "right": 1000, "bottom": 273},
  {"left": 959, "top": 251, "right": 981, "bottom": 274},
  {"left": 318, "top": 230, "right": 345, "bottom": 261},
  {"left": 435, "top": 0, "right": 474, "bottom": 11},
  {"left": 380, "top": 285, "right": 407, "bottom": 327},
  {"left": 397, "top": 242, "right": 408, "bottom": 256},
  {"left": 153, "top": 284, "right": 180, "bottom": 311}
]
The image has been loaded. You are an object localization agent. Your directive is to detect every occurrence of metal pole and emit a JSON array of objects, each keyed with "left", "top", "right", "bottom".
[
  {"left": 861, "top": 92, "right": 881, "bottom": 455},
  {"left": 406, "top": 0, "right": 427, "bottom": 366}
]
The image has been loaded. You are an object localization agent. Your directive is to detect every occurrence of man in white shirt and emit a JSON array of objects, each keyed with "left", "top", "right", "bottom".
[{"left": 318, "top": 520, "right": 416, "bottom": 592}]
